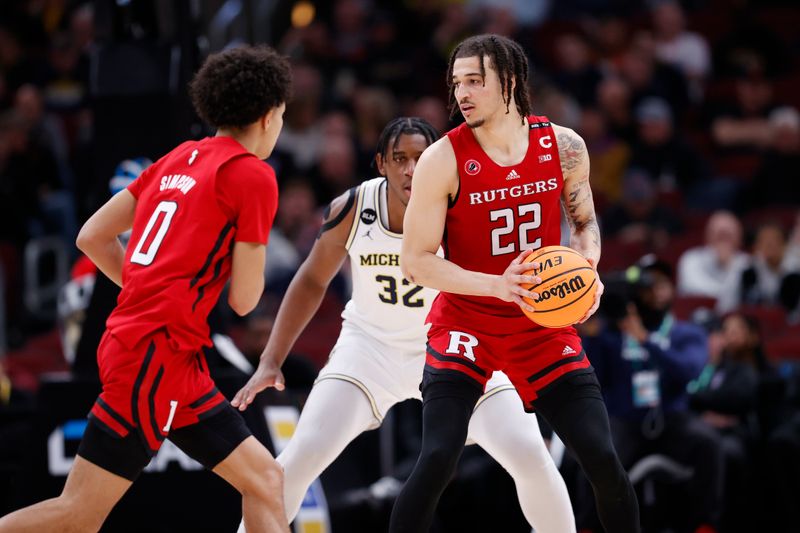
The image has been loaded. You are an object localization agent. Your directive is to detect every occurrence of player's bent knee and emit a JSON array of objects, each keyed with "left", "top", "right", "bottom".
[
  {"left": 419, "top": 443, "right": 461, "bottom": 474},
  {"left": 243, "top": 460, "right": 284, "bottom": 501}
]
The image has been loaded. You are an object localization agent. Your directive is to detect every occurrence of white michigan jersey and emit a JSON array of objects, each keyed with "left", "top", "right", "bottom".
[
  {"left": 340, "top": 177, "right": 437, "bottom": 353},
  {"left": 318, "top": 177, "right": 514, "bottom": 422}
]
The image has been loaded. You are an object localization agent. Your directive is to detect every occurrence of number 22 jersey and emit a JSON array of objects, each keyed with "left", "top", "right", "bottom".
[
  {"left": 427, "top": 115, "right": 572, "bottom": 336},
  {"left": 106, "top": 136, "right": 278, "bottom": 351}
]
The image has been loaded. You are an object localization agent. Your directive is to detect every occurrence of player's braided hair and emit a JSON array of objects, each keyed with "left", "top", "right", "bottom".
[
  {"left": 446, "top": 34, "right": 532, "bottom": 123},
  {"left": 190, "top": 45, "right": 292, "bottom": 129},
  {"left": 375, "top": 117, "right": 440, "bottom": 160}
]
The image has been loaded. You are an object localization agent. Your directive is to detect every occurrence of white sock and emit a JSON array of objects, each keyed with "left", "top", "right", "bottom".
[{"left": 468, "top": 390, "right": 577, "bottom": 533}]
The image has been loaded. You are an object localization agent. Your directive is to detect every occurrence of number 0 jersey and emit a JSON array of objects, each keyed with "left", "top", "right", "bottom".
[
  {"left": 341, "top": 177, "right": 438, "bottom": 353},
  {"left": 428, "top": 115, "right": 573, "bottom": 335},
  {"left": 106, "top": 137, "right": 278, "bottom": 351}
]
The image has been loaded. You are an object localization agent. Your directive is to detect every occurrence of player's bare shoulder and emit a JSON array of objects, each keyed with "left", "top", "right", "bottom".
[
  {"left": 414, "top": 135, "right": 459, "bottom": 199},
  {"left": 318, "top": 186, "right": 360, "bottom": 246},
  {"left": 552, "top": 124, "right": 589, "bottom": 179}
]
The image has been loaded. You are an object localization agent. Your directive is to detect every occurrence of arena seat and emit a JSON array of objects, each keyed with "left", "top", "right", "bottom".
[
  {"left": 737, "top": 305, "right": 788, "bottom": 338},
  {"left": 765, "top": 336, "right": 800, "bottom": 361},
  {"left": 672, "top": 295, "right": 717, "bottom": 322}
]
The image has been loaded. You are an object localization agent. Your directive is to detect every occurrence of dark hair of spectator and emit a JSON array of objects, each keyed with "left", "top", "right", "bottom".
[
  {"left": 446, "top": 34, "right": 532, "bottom": 123},
  {"left": 724, "top": 312, "right": 770, "bottom": 372},
  {"left": 189, "top": 45, "right": 292, "bottom": 129},
  {"left": 375, "top": 117, "right": 440, "bottom": 161}
]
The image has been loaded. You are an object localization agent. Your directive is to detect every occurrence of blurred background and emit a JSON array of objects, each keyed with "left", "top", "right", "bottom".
[{"left": 1, "top": 0, "right": 799, "bottom": 532}]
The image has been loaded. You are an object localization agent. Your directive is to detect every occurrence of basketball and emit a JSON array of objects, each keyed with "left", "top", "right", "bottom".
[{"left": 519, "top": 246, "right": 597, "bottom": 328}]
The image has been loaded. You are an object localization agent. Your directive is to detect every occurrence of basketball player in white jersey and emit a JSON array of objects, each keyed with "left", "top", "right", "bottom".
[{"left": 231, "top": 117, "right": 575, "bottom": 532}]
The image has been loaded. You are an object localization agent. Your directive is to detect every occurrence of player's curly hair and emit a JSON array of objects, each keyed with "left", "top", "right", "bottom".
[
  {"left": 446, "top": 34, "right": 532, "bottom": 123},
  {"left": 189, "top": 45, "right": 292, "bottom": 129},
  {"left": 375, "top": 117, "right": 440, "bottom": 160}
]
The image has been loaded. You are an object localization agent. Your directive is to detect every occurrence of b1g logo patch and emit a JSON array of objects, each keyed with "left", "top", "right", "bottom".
[
  {"left": 360, "top": 208, "right": 377, "bottom": 224},
  {"left": 464, "top": 159, "right": 481, "bottom": 175}
]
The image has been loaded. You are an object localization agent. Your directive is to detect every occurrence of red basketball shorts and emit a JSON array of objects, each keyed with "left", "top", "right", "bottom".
[
  {"left": 425, "top": 323, "right": 592, "bottom": 411},
  {"left": 89, "top": 329, "right": 226, "bottom": 456}
]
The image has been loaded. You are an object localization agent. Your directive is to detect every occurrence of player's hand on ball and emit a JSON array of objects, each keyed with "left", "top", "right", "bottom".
[
  {"left": 577, "top": 258, "right": 603, "bottom": 324},
  {"left": 494, "top": 248, "right": 542, "bottom": 313},
  {"left": 231, "top": 358, "right": 286, "bottom": 411}
]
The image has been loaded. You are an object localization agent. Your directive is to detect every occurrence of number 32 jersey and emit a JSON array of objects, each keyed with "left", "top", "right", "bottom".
[
  {"left": 428, "top": 115, "right": 570, "bottom": 335},
  {"left": 342, "top": 177, "right": 438, "bottom": 353},
  {"left": 106, "top": 137, "right": 278, "bottom": 351}
]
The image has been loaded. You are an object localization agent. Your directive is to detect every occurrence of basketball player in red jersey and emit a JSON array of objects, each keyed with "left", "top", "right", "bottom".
[
  {"left": 389, "top": 35, "right": 640, "bottom": 533},
  {"left": 0, "top": 46, "right": 291, "bottom": 533}
]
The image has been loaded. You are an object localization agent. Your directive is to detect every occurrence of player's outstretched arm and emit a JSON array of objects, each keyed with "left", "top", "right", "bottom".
[
  {"left": 400, "top": 138, "right": 540, "bottom": 308},
  {"left": 231, "top": 190, "right": 355, "bottom": 410},
  {"left": 76, "top": 190, "right": 137, "bottom": 287},
  {"left": 555, "top": 124, "right": 604, "bottom": 322}
]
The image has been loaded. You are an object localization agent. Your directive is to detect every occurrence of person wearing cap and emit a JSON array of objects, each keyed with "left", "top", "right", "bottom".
[{"left": 582, "top": 255, "right": 724, "bottom": 533}]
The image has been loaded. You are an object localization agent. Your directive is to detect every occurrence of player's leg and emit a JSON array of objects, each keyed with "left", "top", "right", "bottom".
[
  {"left": 0, "top": 418, "right": 146, "bottom": 532},
  {"left": 468, "top": 387, "right": 576, "bottom": 533},
  {"left": 277, "top": 378, "right": 380, "bottom": 521},
  {"left": 213, "top": 437, "right": 288, "bottom": 533},
  {"left": 168, "top": 404, "right": 289, "bottom": 533},
  {"left": 388, "top": 374, "right": 483, "bottom": 533},
  {"left": 534, "top": 373, "right": 640, "bottom": 533}
]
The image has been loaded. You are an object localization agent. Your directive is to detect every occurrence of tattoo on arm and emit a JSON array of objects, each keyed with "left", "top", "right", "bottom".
[
  {"left": 559, "top": 129, "right": 601, "bottom": 252},
  {"left": 557, "top": 132, "right": 586, "bottom": 174}
]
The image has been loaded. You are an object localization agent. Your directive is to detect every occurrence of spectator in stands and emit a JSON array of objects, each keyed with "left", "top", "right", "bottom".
[
  {"left": 677, "top": 211, "right": 750, "bottom": 301},
  {"left": 13, "top": 84, "right": 69, "bottom": 183},
  {"left": 581, "top": 106, "right": 630, "bottom": 207},
  {"left": 618, "top": 29, "right": 690, "bottom": 113},
  {"left": 689, "top": 312, "right": 766, "bottom": 531},
  {"left": 602, "top": 167, "right": 682, "bottom": 249},
  {"left": 718, "top": 221, "right": 800, "bottom": 313},
  {"left": 272, "top": 64, "right": 324, "bottom": 174},
  {"left": 407, "top": 96, "right": 448, "bottom": 135},
  {"left": 629, "top": 96, "right": 710, "bottom": 196},
  {"left": 651, "top": 0, "right": 711, "bottom": 101},
  {"left": 585, "top": 256, "right": 723, "bottom": 532},
  {"left": 552, "top": 32, "right": 603, "bottom": 106},
  {"left": 596, "top": 75, "right": 635, "bottom": 142},
  {"left": 0, "top": 109, "right": 69, "bottom": 247},
  {"left": 312, "top": 133, "right": 358, "bottom": 203},
  {"left": 711, "top": 63, "right": 777, "bottom": 150},
  {"left": 265, "top": 178, "right": 317, "bottom": 285},
  {"left": 352, "top": 86, "right": 398, "bottom": 174},
  {"left": 748, "top": 106, "right": 800, "bottom": 209},
  {"left": 531, "top": 81, "right": 581, "bottom": 129}
]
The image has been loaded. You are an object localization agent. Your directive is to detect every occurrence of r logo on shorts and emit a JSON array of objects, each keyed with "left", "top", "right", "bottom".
[{"left": 445, "top": 331, "right": 479, "bottom": 362}]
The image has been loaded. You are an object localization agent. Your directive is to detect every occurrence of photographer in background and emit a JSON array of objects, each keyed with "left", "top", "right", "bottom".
[{"left": 583, "top": 256, "right": 724, "bottom": 533}]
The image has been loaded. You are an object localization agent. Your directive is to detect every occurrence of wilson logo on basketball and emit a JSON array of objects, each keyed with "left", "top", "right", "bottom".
[
  {"left": 464, "top": 159, "right": 481, "bottom": 175},
  {"left": 532, "top": 275, "right": 587, "bottom": 303}
]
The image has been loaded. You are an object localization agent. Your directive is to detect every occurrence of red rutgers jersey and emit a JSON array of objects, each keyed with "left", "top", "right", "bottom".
[
  {"left": 106, "top": 136, "right": 277, "bottom": 351},
  {"left": 425, "top": 116, "right": 592, "bottom": 405},
  {"left": 428, "top": 115, "right": 572, "bottom": 335}
]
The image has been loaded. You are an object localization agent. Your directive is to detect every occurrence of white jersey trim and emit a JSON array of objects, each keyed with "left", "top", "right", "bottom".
[{"left": 314, "top": 373, "right": 383, "bottom": 422}]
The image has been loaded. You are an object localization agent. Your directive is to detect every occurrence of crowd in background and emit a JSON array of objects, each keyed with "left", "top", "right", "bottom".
[{"left": 2, "top": 0, "right": 800, "bottom": 531}]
